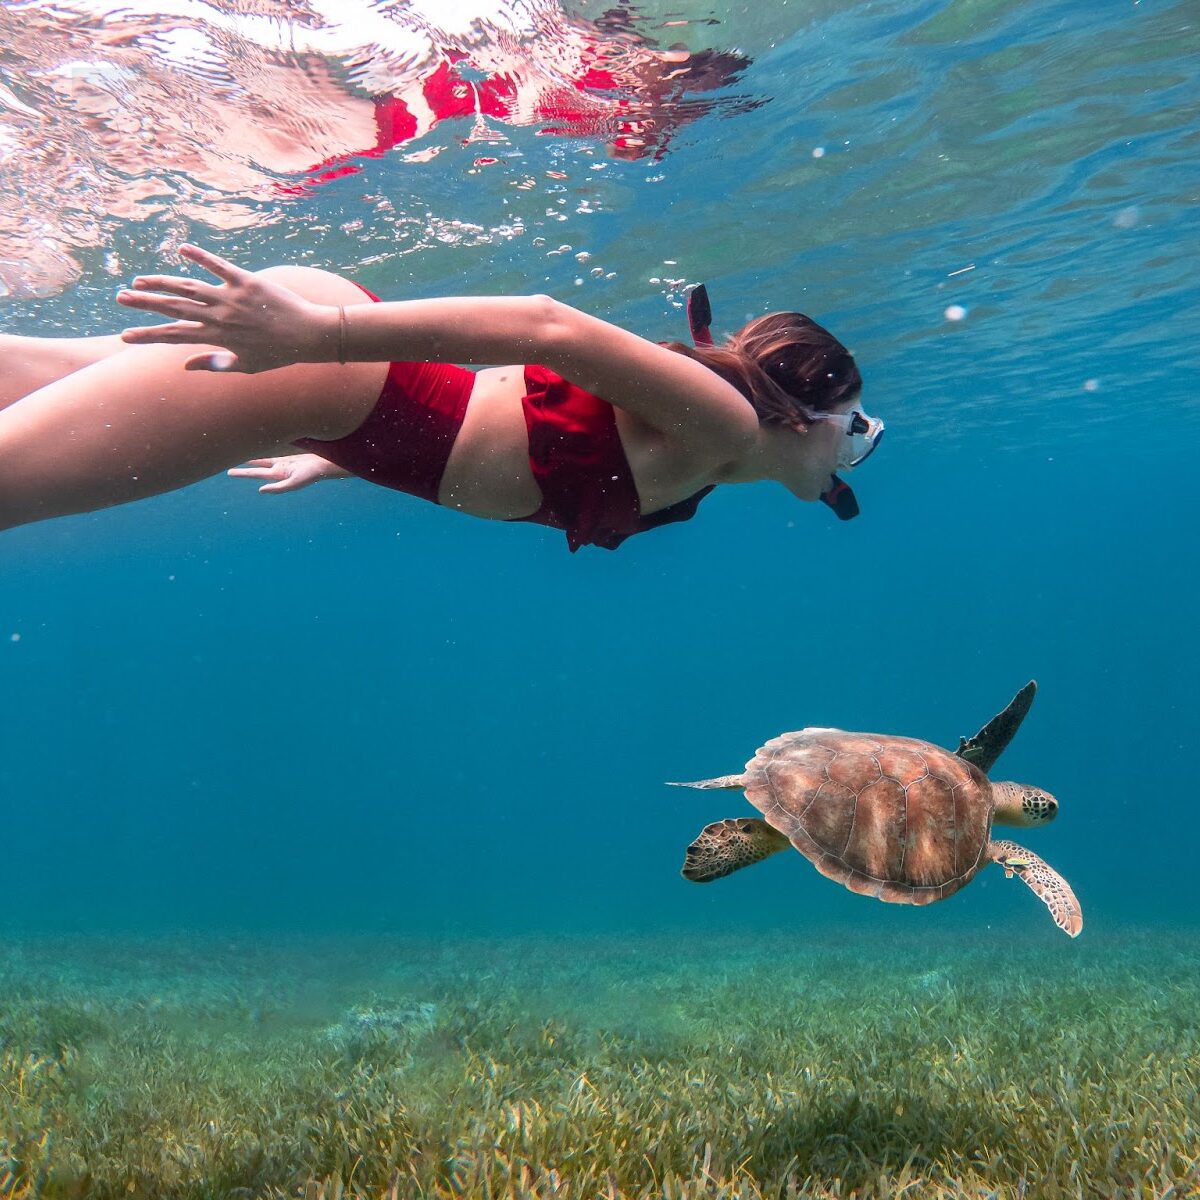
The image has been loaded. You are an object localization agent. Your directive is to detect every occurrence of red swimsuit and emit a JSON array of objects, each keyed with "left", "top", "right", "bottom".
[
  {"left": 293, "top": 294, "right": 710, "bottom": 551},
  {"left": 519, "top": 365, "right": 712, "bottom": 551}
]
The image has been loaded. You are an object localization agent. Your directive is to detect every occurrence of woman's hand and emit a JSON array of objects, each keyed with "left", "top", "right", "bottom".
[
  {"left": 116, "top": 244, "right": 337, "bottom": 373},
  {"left": 227, "top": 454, "right": 350, "bottom": 493}
]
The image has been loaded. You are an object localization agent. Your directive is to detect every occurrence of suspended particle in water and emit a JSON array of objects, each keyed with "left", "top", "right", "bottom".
[
  {"left": 944, "top": 304, "right": 968, "bottom": 321},
  {"left": 812, "top": 146, "right": 825, "bottom": 158}
]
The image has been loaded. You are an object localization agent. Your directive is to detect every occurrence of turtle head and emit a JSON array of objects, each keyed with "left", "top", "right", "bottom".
[{"left": 991, "top": 781, "right": 1059, "bottom": 827}]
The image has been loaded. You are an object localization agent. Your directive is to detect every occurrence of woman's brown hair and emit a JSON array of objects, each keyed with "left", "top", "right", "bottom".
[{"left": 664, "top": 312, "right": 862, "bottom": 424}]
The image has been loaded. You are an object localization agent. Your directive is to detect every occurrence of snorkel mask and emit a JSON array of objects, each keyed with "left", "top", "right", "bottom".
[
  {"left": 686, "top": 284, "right": 877, "bottom": 520},
  {"left": 797, "top": 406, "right": 885, "bottom": 471}
]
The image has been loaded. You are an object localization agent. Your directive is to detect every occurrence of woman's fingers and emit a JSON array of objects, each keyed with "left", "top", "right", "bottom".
[
  {"left": 119, "top": 320, "right": 208, "bottom": 344},
  {"left": 228, "top": 461, "right": 285, "bottom": 479},
  {"left": 228, "top": 456, "right": 315, "bottom": 494},
  {"left": 115, "top": 245, "right": 244, "bottom": 316},
  {"left": 229, "top": 462, "right": 302, "bottom": 493},
  {"left": 128, "top": 272, "right": 214, "bottom": 297},
  {"left": 179, "top": 243, "right": 247, "bottom": 284},
  {"left": 116, "top": 289, "right": 210, "bottom": 319}
]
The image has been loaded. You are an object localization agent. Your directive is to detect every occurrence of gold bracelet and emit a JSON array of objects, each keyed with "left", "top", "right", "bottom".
[{"left": 337, "top": 304, "right": 347, "bottom": 364}]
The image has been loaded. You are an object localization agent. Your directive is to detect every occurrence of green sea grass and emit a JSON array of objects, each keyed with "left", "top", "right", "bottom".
[{"left": 0, "top": 928, "right": 1196, "bottom": 1199}]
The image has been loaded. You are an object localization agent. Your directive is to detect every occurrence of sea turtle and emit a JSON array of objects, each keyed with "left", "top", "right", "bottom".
[{"left": 673, "top": 682, "right": 1082, "bottom": 936}]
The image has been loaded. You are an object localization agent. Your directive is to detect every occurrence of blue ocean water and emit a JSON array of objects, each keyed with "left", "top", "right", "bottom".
[{"left": 0, "top": 0, "right": 1196, "bottom": 950}]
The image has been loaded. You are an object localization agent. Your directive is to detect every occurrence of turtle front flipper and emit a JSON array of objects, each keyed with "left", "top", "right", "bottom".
[
  {"left": 956, "top": 681, "right": 1037, "bottom": 775},
  {"left": 682, "top": 818, "right": 790, "bottom": 882},
  {"left": 989, "top": 838, "right": 1083, "bottom": 937}
]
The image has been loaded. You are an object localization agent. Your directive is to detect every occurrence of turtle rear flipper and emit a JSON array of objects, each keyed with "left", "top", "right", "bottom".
[
  {"left": 956, "top": 681, "right": 1036, "bottom": 775},
  {"left": 989, "top": 838, "right": 1083, "bottom": 937},
  {"left": 667, "top": 774, "right": 745, "bottom": 790},
  {"left": 682, "top": 818, "right": 790, "bottom": 882}
]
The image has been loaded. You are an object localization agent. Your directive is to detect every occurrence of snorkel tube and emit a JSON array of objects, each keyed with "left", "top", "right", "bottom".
[
  {"left": 687, "top": 283, "right": 715, "bottom": 346},
  {"left": 686, "top": 284, "right": 860, "bottom": 520}
]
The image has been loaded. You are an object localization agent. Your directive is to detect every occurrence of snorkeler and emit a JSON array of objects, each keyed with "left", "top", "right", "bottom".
[{"left": 0, "top": 245, "right": 881, "bottom": 551}]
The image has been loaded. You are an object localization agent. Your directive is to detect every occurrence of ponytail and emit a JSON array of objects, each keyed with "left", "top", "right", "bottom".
[{"left": 664, "top": 311, "right": 861, "bottom": 423}]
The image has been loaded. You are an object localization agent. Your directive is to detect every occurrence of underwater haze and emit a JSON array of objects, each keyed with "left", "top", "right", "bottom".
[{"left": 0, "top": 0, "right": 1197, "bottom": 1196}]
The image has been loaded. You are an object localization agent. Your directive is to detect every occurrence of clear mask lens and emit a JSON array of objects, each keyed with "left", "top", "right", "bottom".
[
  {"left": 798, "top": 406, "right": 884, "bottom": 469},
  {"left": 841, "top": 411, "right": 884, "bottom": 468}
]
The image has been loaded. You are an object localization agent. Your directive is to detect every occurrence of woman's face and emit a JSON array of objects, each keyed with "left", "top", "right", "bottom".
[{"left": 778, "top": 399, "right": 861, "bottom": 501}]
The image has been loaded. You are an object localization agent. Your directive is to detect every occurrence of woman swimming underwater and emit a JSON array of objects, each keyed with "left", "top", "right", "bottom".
[{"left": 0, "top": 245, "right": 881, "bottom": 550}]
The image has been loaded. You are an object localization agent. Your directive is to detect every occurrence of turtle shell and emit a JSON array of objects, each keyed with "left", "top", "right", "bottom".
[{"left": 742, "top": 728, "right": 994, "bottom": 905}]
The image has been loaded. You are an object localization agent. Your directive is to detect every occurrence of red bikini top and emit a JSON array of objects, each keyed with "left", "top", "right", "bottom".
[{"left": 519, "top": 365, "right": 712, "bottom": 552}]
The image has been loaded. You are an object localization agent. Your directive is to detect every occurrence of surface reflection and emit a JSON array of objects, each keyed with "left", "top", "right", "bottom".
[{"left": 0, "top": 0, "right": 752, "bottom": 296}]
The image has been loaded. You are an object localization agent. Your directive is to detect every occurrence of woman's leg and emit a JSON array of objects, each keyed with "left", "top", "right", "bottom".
[
  {"left": 0, "top": 333, "right": 129, "bottom": 410},
  {"left": 0, "top": 267, "right": 388, "bottom": 531}
]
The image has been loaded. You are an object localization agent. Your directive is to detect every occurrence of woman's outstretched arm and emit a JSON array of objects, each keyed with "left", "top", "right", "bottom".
[{"left": 119, "top": 246, "right": 759, "bottom": 462}]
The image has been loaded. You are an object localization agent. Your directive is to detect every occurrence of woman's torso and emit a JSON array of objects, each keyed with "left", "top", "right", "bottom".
[{"left": 439, "top": 364, "right": 715, "bottom": 520}]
